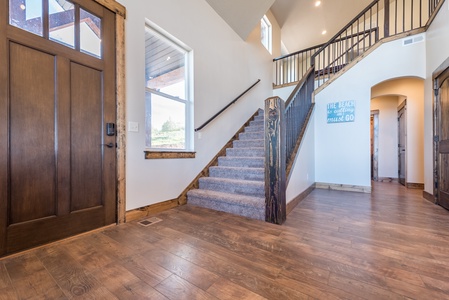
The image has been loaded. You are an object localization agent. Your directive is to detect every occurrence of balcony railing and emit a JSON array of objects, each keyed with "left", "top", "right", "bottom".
[{"left": 273, "top": 0, "right": 445, "bottom": 88}]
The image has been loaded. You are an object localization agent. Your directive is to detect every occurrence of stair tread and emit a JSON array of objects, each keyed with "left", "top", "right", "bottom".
[
  {"left": 200, "top": 177, "right": 264, "bottom": 186},
  {"left": 187, "top": 189, "right": 264, "bottom": 207},
  {"left": 210, "top": 166, "right": 264, "bottom": 171}
]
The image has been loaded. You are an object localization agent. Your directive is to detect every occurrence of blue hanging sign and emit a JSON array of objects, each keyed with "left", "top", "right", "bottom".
[{"left": 327, "top": 100, "right": 355, "bottom": 123}]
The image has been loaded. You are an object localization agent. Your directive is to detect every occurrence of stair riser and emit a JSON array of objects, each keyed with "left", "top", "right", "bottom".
[
  {"left": 218, "top": 157, "right": 264, "bottom": 168},
  {"left": 233, "top": 140, "right": 264, "bottom": 148},
  {"left": 209, "top": 167, "right": 264, "bottom": 181},
  {"left": 245, "top": 125, "right": 264, "bottom": 132},
  {"left": 199, "top": 179, "right": 264, "bottom": 197},
  {"left": 226, "top": 148, "right": 264, "bottom": 157},
  {"left": 239, "top": 132, "right": 264, "bottom": 140},
  {"left": 188, "top": 199, "right": 264, "bottom": 221},
  {"left": 250, "top": 120, "right": 264, "bottom": 127}
]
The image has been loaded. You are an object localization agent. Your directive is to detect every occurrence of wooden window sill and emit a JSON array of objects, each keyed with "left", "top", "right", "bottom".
[{"left": 144, "top": 151, "right": 196, "bottom": 159}]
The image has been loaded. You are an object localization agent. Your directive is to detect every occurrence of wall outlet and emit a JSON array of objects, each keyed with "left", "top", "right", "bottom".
[{"left": 128, "top": 121, "right": 139, "bottom": 132}]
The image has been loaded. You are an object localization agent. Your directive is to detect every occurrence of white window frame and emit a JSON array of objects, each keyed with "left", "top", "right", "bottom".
[
  {"left": 144, "top": 23, "right": 194, "bottom": 151},
  {"left": 261, "top": 15, "right": 272, "bottom": 54}
]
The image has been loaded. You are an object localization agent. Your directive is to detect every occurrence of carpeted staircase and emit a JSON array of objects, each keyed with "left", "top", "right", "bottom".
[{"left": 187, "top": 109, "right": 265, "bottom": 220}]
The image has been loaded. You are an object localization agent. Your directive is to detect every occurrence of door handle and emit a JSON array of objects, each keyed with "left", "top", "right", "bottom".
[{"left": 101, "top": 143, "right": 115, "bottom": 148}]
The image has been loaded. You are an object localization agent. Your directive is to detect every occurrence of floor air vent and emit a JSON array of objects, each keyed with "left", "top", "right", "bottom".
[{"left": 138, "top": 217, "right": 162, "bottom": 226}]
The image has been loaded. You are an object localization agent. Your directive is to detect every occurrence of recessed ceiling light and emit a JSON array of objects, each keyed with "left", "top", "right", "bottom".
[
  {"left": 20, "top": 4, "right": 26, "bottom": 10},
  {"left": 166, "top": 56, "right": 171, "bottom": 61},
  {"left": 321, "top": 30, "right": 327, "bottom": 35},
  {"left": 315, "top": 1, "right": 321, "bottom": 7}
]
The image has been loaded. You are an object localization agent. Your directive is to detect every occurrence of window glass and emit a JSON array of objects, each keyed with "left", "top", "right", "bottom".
[
  {"left": 261, "top": 15, "right": 272, "bottom": 54},
  {"left": 8, "top": 0, "right": 102, "bottom": 59},
  {"left": 146, "top": 91, "right": 186, "bottom": 149},
  {"left": 80, "top": 8, "right": 102, "bottom": 58},
  {"left": 49, "top": 0, "right": 75, "bottom": 48},
  {"left": 145, "top": 25, "right": 192, "bottom": 150},
  {"left": 9, "top": 0, "right": 43, "bottom": 36}
]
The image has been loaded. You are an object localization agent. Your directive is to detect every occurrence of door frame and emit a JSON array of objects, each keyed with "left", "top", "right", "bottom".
[
  {"left": 93, "top": 1, "right": 127, "bottom": 223},
  {"left": 398, "top": 100, "right": 407, "bottom": 186},
  {"left": 433, "top": 56, "right": 449, "bottom": 203},
  {"left": 371, "top": 110, "right": 379, "bottom": 181}
]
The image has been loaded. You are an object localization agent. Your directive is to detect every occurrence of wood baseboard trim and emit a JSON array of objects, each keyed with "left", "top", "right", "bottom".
[
  {"left": 126, "top": 199, "right": 179, "bottom": 222},
  {"left": 374, "top": 177, "right": 398, "bottom": 182},
  {"left": 316, "top": 182, "right": 371, "bottom": 193},
  {"left": 406, "top": 182, "right": 425, "bottom": 189},
  {"left": 287, "top": 184, "right": 315, "bottom": 215},
  {"left": 422, "top": 190, "right": 435, "bottom": 203}
]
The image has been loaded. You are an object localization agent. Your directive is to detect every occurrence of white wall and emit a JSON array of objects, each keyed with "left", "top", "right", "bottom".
[
  {"left": 272, "top": 85, "right": 295, "bottom": 101},
  {"left": 371, "top": 77, "right": 425, "bottom": 184},
  {"left": 424, "top": 1, "right": 449, "bottom": 194},
  {"left": 314, "top": 35, "right": 426, "bottom": 189},
  {"left": 370, "top": 96, "right": 400, "bottom": 179},
  {"left": 118, "top": 0, "right": 279, "bottom": 210},
  {"left": 286, "top": 112, "right": 315, "bottom": 202}
]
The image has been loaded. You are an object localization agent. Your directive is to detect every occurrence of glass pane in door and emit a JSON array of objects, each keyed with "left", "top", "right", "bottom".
[
  {"left": 80, "top": 8, "right": 102, "bottom": 58},
  {"left": 49, "top": 0, "right": 75, "bottom": 48},
  {"left": 9, "top": 0, "right": 43, "bottom": 36}
]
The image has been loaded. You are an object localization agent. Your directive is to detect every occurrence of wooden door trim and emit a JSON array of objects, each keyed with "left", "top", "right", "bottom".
[
  {"left": 371, "top": 110, "right": 379, "bottom": 181},
  {"left": 0, "top": 0, "right": 8, "bottom": 254},
  {"left": 398, "top": 100, "right": 407, "bottom": 186},
  {"left": 433, "top": 57, "right": 449, "bottom": 202},
  {"left": 114, "top": 5, "right": 127, "bottom": 224},
  {"left": 94, "top": 0, "right": 127, "bottom": 224},
  {"left": 93, "top": 0, "right": 126, "bottom": 18}
]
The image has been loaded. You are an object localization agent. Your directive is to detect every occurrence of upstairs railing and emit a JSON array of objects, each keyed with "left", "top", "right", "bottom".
[
  {"left": 264, "top": 0, "right": 445, "bottom": 224},
  {"left": 274, "top": 0, "right": 445, "bottom": 88},
  {"left": 273, "top": 44, "right": 321, "bottom": 87}
]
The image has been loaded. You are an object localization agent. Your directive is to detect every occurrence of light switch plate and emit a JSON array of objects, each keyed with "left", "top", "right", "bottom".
[{"left": 128, "top": 121, "right": 139, "bottom": 132}]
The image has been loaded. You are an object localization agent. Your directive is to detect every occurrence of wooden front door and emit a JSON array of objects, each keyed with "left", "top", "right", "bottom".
[
  {"left": 398, "top": 102, "right": 406, "bottom": 186},
  {"left": 0, "top": 0, "right": 117, "bottom": 256},
  {"left": 435, "top": 67, "right": 449, "bottom": 210}
]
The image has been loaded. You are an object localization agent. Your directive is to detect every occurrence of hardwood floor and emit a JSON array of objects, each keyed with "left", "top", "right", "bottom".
[{"left": 1, "top": 181, "right": 449, "bottom": 299}]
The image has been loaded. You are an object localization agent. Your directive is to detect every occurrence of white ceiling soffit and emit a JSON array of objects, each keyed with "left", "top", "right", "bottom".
[
  {"left": 206, "top": 0, "right": 276, "bottom": 40},
  {"left": 270, "top": 0, "right": 373, "bottom": 52}
]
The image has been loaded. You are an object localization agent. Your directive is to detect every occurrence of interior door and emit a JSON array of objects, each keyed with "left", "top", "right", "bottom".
[
  {"left": 0, "top": 0, "right": 117, "bottom": 255},
  {"left": 398, "top": 103, "right": 407, "bottom": 186},
  {"left": 436, "top": 68, "right": 449, "bottom": 210}
]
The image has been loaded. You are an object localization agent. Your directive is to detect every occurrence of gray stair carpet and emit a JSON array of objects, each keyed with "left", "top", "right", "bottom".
[{"left": 187, "top": 109, "right": 265, "bottom": 220}]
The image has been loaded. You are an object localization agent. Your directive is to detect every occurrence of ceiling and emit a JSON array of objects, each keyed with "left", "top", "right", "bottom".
[
  {"left": 206, "top": 0, "right": 374, "bottom": 55},
  {"left": 270, "top": 0, "right": 373, "bottom": 52},
  {"left": 206, "top": 0, "right": 275, "bottom": 40}
]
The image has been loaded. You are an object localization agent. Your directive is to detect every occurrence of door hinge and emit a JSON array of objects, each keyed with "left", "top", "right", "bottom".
[
  {"left": 434, "top": 135, "right": 439, "bottom": 142},
  {"left": 434, "top": 80, "right": 439, "bottom": 96}
]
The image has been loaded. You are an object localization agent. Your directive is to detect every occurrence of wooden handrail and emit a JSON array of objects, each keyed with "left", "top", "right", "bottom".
[{"left": 194, "top": 79, "right": 260, "bottom": 132}]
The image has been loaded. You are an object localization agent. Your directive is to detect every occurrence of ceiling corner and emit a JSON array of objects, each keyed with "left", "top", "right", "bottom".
[{"left": 206, "top": 0, "right": 275, "bottom": 40}]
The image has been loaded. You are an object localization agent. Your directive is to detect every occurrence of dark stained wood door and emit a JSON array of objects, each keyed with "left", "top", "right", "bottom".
[
  {"left": 398, "top": 102, "right": 406, "bottom": 186},
  {"left": 436, "top": 67, "right": 449, "bottom": 210},
  {"left": 0, "top": 0, "right": 117, "bottom": 255}
]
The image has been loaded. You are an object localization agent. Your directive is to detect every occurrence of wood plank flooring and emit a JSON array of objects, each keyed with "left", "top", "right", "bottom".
[{"left": 1, "top": 181, "right": 449, "bottom": 299}]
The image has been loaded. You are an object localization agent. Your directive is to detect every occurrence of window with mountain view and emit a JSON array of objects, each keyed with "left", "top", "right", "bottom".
[{"left": 144, "top": 24, "right": 193, "bottom": 150}]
